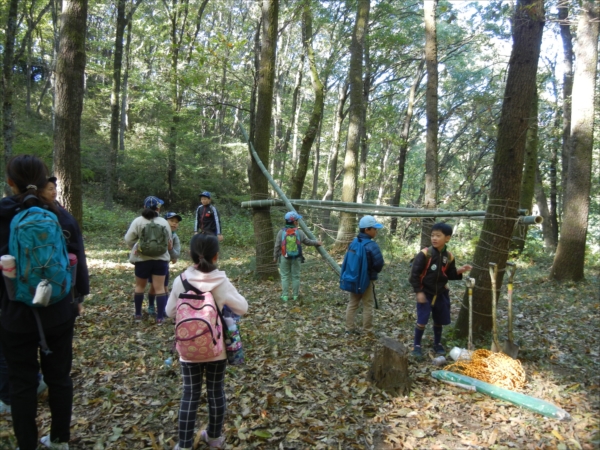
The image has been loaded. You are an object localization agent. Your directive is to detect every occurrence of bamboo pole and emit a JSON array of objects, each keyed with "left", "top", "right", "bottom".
[{"left": 239, "top": 124, "right": 341, "bottom": 275}]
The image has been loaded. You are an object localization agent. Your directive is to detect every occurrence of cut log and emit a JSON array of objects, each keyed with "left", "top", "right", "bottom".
[{"left": 369, "top": 337, "right": 411, "bottom": 396}]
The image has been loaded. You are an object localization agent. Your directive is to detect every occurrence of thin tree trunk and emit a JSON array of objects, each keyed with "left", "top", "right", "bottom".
[
  {"left": 249, "top": 0, "right": 279, "bottom": 280},
  {"left": 336, "top": 0, "right": 369, "bottom": 245},
  {"left": 420, "top": 0, "right": 439, "bottom": 249},
  {"left": 390, "top": 58, "right": 425, "bottom": 234},
  {"left": 120, "top": 16, "right": 133, "bottom": 152},
  {"left": 279, "top": 54, "right": 304, "bottom": 184},
  {"left": 455, "top": 0, "right": 544, "bottom": 339},
  {"left": 105, "top": 0, "right": 127, "bottom": 208},
  {"left": 288, "top": 0, "right": 324, "bottom": 200},
  {"left": 311, "top": 116, "right": 322, "bottom": 199},
  {"left": 534, "top": 165, "right": 555, "bottom": 252},
  {"left": 2, "top": 0, "right": 19, "bottom": 178},
  {"left": 512, "top": 89, "right": 539, "bottom": 253},
  {"left": 54, "top": 0, "right": 88, "bottom": 225},
  {"left": 550, "top": 1, "right": 599, "bottom": 281},
  {"left": 356, "top": 27, "right": 371, "bottom": 204},
  {"left": 558, "top": 1, "right": 574, "bottom": 212}
]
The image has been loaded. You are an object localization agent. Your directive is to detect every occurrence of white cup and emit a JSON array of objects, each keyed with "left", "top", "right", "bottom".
[{"left": 1, "top": 255, "right": 16, "bottom": 279}]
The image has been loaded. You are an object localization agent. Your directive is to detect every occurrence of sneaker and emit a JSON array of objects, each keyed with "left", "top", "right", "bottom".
[
  {"left": 147, "top": 305, "right": 156, "bottom": 316},
  {"left": 292, "top": 296, "right": 298, "bottom": 301},
  {"left": 40, "top": 435, "right": 69, "bottom": 450},
  {"left": 134, "top": 314, "right": 142, "bottom": 321},
  {"left": 156, "top": 317, "right": 164, "bottom": 325},
  {"left": 0, "top": 400, "right": 10, "bottom": 415},
  {"left": 411, "top": 345, "right": 423, "bottom": 358},
  {"left": 433, "top": 344, "right": 446, "bottom": 355},
  {"left": 281, "top": 295, "right": 289, "bottom": 302},
  {"left": 201, "top": 430, "right": 225, "bottom": 449},
  {"left": 173, "top": 445, "right": 192, "bottom": 450}
]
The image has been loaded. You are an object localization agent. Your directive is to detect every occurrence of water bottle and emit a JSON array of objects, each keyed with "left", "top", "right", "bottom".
[
  {"left": 432, "top": 356, "right": 447, "bottom": 366},
  {"left": 164, "top": 357, "right": 173, "bottom": 368}
]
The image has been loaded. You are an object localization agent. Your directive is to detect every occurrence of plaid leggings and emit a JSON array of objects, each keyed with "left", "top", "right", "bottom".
[{"left": 178, "top": 359, "right": 227, "bottom": 448}]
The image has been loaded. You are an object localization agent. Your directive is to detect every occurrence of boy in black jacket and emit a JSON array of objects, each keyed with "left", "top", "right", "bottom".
[{"left": 409, "top": 223, "right": 471, "bottom": 358}]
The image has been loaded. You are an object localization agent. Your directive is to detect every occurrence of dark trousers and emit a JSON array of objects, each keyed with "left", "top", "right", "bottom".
[
  {"left": 0, "top": 344, "right": 9, "bottom": 404},
  {"left": 0, "top": 317, "right": 75, "bottom": 450}
]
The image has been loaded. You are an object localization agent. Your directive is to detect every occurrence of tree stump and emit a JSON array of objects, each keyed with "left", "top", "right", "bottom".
[{"left": 369, "top": 337, "right": 411, "bottom": 396}]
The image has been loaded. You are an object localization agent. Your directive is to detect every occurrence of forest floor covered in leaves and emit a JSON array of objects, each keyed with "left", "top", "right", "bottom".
[{"left": 1, "top": 235, "right": 599, "bottom": 450}]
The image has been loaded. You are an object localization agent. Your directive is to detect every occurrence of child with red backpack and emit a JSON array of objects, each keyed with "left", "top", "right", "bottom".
[
  {"left": 408, "top": 222, "right": 472, "bottom": 359},
  {"left": 166, "top": 234, "right": 247, "bottom": 450},
  {"left": 273, "top": 212, "right": 322, "bottom": 302}
]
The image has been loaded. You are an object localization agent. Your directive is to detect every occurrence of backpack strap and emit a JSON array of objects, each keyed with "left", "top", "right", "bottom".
[{"left": 179, "top": 273, "right": 202, "bottom": 295}]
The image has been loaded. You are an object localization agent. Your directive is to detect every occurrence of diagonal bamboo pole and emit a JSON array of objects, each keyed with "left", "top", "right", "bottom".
[{"left": 240, "top": 124, "right": 341, "bottom": 275}]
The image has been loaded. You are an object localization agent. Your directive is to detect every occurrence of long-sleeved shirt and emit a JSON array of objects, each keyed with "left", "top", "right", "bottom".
[
  {"left": 408, "top": 245, "right": 461, "bottom": 295},
  {"left": 194, "top": 204, "right": 222, "bottom": 235},
  {"left": 124, "top": 215, "right": 172, "bottom": 263},
  {"left": 166, "top": 267, "right": 248, "bottom": 362}
]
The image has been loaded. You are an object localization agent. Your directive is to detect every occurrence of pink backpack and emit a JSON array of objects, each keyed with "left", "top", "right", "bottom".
[{"left": 175, "top": 273, "right": 224, "bottom": 361}]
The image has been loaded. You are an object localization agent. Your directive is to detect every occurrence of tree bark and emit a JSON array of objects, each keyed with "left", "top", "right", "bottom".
[
  {"left": 455, "top": 0, "right": 544, "bottom": 339},
  {"left": 336, "top": 0, "right": 369, "bottom": 246},
  {"left": 2, "top": 0, "right": 19, "bottom": 179},
  {"left": 120, "top": 16, "right": 133, "bottom": 152},
  {"left": 390, "top": 58, "right": 425, "bottom": 234},
  {"left": 288, "top": 1, "right": 324, "bottom": 200},
  {"left": 105, "top": 0, "right": 127, "bottom": 208},
  {"left": 558, "top": 1, "right": 574, "bottom": 212},
  {"left": 512, "top": 89, "right": 539, "bottom": 253},
  {"left": 356, "top": 27, "right": 371, "bottom": 204},
  {"left": 420, "top": 0, "right": 438, "bottom": 249},
  {"left": 53, "top": 0, "right": 88, "bottom": 225},
  {"left": 550, "top": 2, "right": 599, "bottom": 281},
  {"left": 534, "top": 164, "right": 555, "bottom": 252},
  {"left": 249, "top": 0, "right": 279, "bottom": 280}
]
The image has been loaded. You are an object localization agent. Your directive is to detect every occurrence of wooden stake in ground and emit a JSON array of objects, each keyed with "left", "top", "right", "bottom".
[{"left": 369, "top": 337, "right": 411, "bottom": 395}]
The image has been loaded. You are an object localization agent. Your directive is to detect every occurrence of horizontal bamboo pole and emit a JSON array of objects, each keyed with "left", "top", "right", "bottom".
[{"left": 241, "top": 199, "right": 534, "bottom": 220}]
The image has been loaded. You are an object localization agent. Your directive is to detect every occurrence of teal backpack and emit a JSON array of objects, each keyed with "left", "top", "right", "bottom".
[{"left": 9, "top": 206, "right": 72, "bottom": 307}]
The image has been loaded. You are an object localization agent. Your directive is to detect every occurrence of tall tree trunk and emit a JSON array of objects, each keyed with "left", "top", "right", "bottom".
[
  {"left": 420, "top": 0, "right": 438, "bottom": 249},
  {"left": 279, "top": 55, "right": 304, "bottom": 185},
  {"left": 336, "top": 0, "right": 369, "bottom": 245},
  {"left": 512, "top": 89, "right": 539, "bottom": 253},
  {"left": 390, "top": 58, "right": 425, "bottom": 234},
  {"left": 550, "top": 1, "right": 599, "bottom": 281},
  {"left": 534, "top": 165, "right": 555, "bottom": 251},
  {"left": 356, "top": 27, "right": 371, "bottom": 204},
  {"left": 105, "top": 0, "right": 127, "bottom": 208},
  {"left": 54, "top": 0, "right": 88, "bottom": 225},
  {"left": 120, "top": 16, "right": 133, "bottom": 152},
  {"left": 2, "top": 0, "right": 19, "bottom": 178},
  {"left": 558, "top": 1, "right": 574, "bottom": 213},
  {"left": 455, "top": 0, "right": 544, "bottom": 339},
  {"left": 249, "top": 0, "right": 279, "bottom": 280},
  {"left": 288, "top": 1, "right": 324, "bottom": 200},
  {"left": 321, "top": 80, "right": 348, "bottom": 237}
]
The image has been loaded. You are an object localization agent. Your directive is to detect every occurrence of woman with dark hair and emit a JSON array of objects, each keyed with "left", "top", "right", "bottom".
[
  {"left": 124, "top": 196, "right": 173, "bottom": 324},
  {"left": 0, "top": 154, "right": 89, "bottom": 450},
  {"left": 166, "top": 234, "right": 248, "bottom": 450}
]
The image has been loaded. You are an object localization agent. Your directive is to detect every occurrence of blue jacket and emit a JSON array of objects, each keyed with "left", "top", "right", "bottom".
[{"left": 357, "top": 232, "right": 385, "bottom": 280}]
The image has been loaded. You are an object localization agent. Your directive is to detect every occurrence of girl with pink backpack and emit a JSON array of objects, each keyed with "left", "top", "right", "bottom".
[{"left": 166, "top": 234, "right": 248, "bottom": 449}]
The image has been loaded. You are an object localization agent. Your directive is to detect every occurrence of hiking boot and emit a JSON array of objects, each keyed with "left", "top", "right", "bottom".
[
  {"left": 0, "top": 400, "right": 10, "bottom": 415},
  {"left": 201, "top": 430, "right": 225, "bottom": 448},
  {"left": 433, "top": 344, "right": 446, "bottom": 355},
  {"left": 40, "top": 435, "right": 69, "bottom": 450},
  {"left": 281, "top": 295, "right": 289, "bottom": 302},
  {"left": 147, "top": 305, "right": 156, "bottom": 316},
  {"left": 411, "top": 345, "right": 423, "bottom": 358}
]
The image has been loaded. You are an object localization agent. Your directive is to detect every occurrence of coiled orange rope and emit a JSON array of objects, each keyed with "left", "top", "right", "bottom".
[{"left": 445, "top": 349, "right": 526, "bottom": 390}]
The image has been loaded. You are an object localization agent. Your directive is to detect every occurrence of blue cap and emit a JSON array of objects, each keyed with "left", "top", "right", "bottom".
[
  {"left": 359, "top": 215, "right": 383, "bottom": 229},
  {"left": 144, "top": 196, "right": 164, "bottom": 209},
  {"left": 164, "top": 212, "right": 182, "bottom": 221},
  {"left": 199, "top": 191, "right": 211, "bottom": 198},
  {"left": 284, "top": 211, "right": 302, "bottom": 222}
]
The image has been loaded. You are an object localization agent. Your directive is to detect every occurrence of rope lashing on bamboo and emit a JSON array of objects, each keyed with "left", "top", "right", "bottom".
[{"left": 445, "top": 349, "right": 527, "bottom": 390}]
